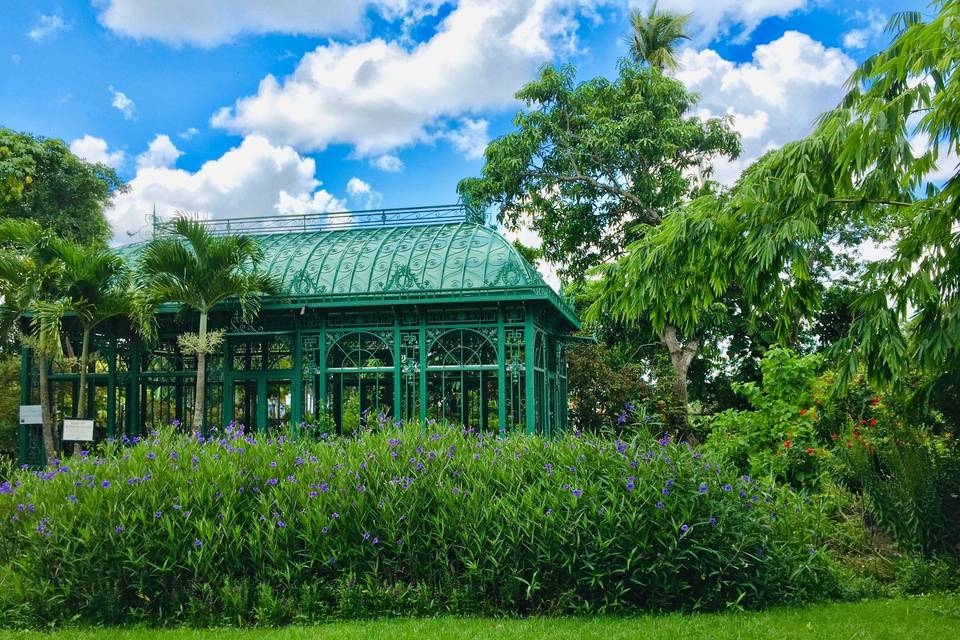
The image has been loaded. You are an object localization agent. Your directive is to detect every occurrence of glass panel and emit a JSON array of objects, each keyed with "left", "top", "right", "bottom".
[
  {"left": 427, "top": 370, "right": 498, "bottom": 432},
  {"left": 266, "top": 379, "right": 292, "bottom": 433},
  {"left": 327, "top": 371, "right": 393, "bottom": 434},
  {"left": 231, "top": 337, "right": 293, "bottom": 371},
  {"left": 233, "top": 378, "right": 257, "bottom": 430}
]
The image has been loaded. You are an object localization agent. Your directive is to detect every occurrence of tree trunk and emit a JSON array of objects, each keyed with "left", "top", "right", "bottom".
[
  {"left": 192, "top": 311, "right": 207, "bottom": 431},
  {"left": 37, "top": 353, "right": 58, "bottom": 464},
  {"left": 659, "top": 325, "right": 698, "bottom": 433},
  {"left": 77, "top": 327, "right": 91, "bottom": 418}
]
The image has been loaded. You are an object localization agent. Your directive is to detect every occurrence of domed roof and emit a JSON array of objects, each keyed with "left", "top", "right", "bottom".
[{"left": 118, "top": 221, "right": 578, "bottom": 327}]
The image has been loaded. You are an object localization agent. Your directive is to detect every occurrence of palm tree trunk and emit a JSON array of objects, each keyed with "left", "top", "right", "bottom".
[
  {"left": 192, "top": 311, "right": 207, "bottom": 431},
  {"left": 37, "top": 353, "right": 58, "bottom": 463},
  {"left": 77, "top": 326, "right": 91, "bottom": 418}
]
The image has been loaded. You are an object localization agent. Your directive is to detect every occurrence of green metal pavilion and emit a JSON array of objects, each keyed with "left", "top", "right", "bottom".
[{"left": 19, "top": 206, "right": 579, "bottom": 464}]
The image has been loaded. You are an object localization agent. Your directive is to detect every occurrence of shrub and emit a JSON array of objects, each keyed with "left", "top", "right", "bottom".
[
  {"left": 0, "top": 424, "right": 840, "bottom": 626},
  {"left": 566, "top": 342, "right": 654, "bottom": 434},
  {"left": 705, "top": 348, "right": 825, "bottom": 486}
]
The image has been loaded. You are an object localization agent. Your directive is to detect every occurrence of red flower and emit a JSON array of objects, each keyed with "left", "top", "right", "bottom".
[
  {"left": 869, "top": 418, "right": 877, "bottom": 427},
  {"left": 783, "top": 440, "right": 793, "bottom": 449},
  {"left": 805, "top": 447, "right": 815, "bottom": 455},
  {"left": 846, "top": 441, "right": 852, "bottom": 448},
  {"left": 871, "top": 397, "right": 880, "bottom": 406},
  {"left": 860, "top": 419, "right": 867, "bottom": 425},
  {"left": 799, "top": 409, "right": 808, "bottom": 416}
]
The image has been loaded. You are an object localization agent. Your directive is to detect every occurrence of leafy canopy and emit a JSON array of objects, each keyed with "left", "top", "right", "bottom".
[
  {"left": 628, "top": 0, "right": 691, "bottom": 71},
  {"left": 0, "top": 128, "right": 123, "bottom": 246},
  {"left": 458, "top": 61, "right": 740, "bottom": 282},
  {"left": 722, "top": 1, "right": 960, "bottom": 388},
  {"left": 134, "top": 217, "right": 281, "bottom": 340}
]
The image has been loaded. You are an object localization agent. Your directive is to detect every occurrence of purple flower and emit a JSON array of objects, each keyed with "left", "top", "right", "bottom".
[
  {"left": 571, "top": 488, "right": 583, "bottom": 498},
  {"left": 723, "top": 484, "right": 732, "bottom": 492},
  {"left": 680, "top": 523, "right": 689, "bottom": 534},
  {"left": 626, "top": 477, "right": 635, "bottom": 492},
  {"left": 67, "top": 495, "right": 77, "bottom": 503},
  {"left": 709, "top": 517, "right": 718, "bottom": 526},
  {"left": 616, "top": 412, "right": 627, "bottom": 425},
  {"left": 115, "top": 525, "right": 124, "bottom": 534},
  {"left": 100, "top": 480, "right": 111, "bottom": 488},
  {"left": 655, "top": 501, "right": 665, "bottom": 510},
  {"left": 266, "top": 478, "right": 278, "bottom": 486},
  {"left": 193, "top": 539, "right": 202, "bottom": 548},
  {"left": 625, "top": 402, "right": 636, "bottom": 412},
  {"left": 276, "top": 521, "right": 286, "bottom": 528},
  {"left": 698, "top": 482, "right": 708, "bottom": 494},
  {"left": 331, "top": 512, "right": 339, "bottom": 519},
  {"left": 154, "top": 511, "right": 163, "bottom": 519},
  {"left": 661, "top": 487, "right": 670, "bottom": 496},
  {"left": 363, "top": 532, "right": 371, "bottom": 541},
  {"left": 146, "top": 452, "right": 156, "bottom": 460}
]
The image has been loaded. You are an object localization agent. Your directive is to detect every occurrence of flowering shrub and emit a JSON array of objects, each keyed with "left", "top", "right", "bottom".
[
  {"left": 0, "top": 423, "right": 839, "bottom": 626},
  {"left": 705, "top": 348, "right": 825, "bottom": 486}
]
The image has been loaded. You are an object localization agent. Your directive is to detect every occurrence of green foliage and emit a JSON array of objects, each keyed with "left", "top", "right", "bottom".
[
  {"left": 458, "top": 61, "right": 739, "bottom": 283},
  {"left": 724, "top": 1, "right": 960, "bottom": 388},
  {"left": 706, "top": 348, "right": 825, "bottom": 487},
  {"left": 0, "top": 425, "right": 839, "bottom": 626},
  {"left": 628, "top": 0, "right": 691, "bottom": 71},
  {"left": 833, "top": 424, "right": 960, "bottom": 555},
  {"left": 0, "top": 128, "right": 122, "bottom": 246},
  {"left": 565, "top": 342, "right": 653, "bottom": 434}
]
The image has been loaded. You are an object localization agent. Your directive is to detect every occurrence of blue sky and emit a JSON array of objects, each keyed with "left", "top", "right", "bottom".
[{"left": 1, "top": 1, "right": 929, "bottom": 244}]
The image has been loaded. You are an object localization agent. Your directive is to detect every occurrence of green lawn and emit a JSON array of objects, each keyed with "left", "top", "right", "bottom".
[{"left": 1, "top": 596, "right": 958, "bottom": 639}]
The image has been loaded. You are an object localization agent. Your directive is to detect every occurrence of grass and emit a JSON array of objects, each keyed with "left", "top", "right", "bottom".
[{"left": 0, "top": 595, "right": 958, "bottom": 639}]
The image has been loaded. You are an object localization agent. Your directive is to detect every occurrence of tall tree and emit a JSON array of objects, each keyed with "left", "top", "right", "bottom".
[
  {"left": 0, "top": 128, "right": 123, "bottom": 246},
  {"left": 0, "top": 219, "right": 69, "bottom": 461},
  {"left": 134, "top": 217, "right": 279, "bottom": 430},
  {"left": 628, "top": 0, "right": 691, "bottom": 71},
  {"left": 52, "top": 242, "right": 131, "bottom": 419},
  {"left": 459, "top": 61, "right": 739, "bottom": 426},
  {"left": 725, "top": 1, "right": 960, "bottom": 390}
]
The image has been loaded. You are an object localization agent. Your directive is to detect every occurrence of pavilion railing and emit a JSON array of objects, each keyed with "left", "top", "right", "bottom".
[{"left": 152, "top": 204, "right": 484, "bottom": 236}]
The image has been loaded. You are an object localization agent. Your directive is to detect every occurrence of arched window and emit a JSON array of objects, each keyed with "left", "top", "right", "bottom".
[
  {"left": 426, "top": 328, "right": 498, "bottom": 431},
  {"left": 326, "top": 332, "right": 394, "bottom": 433}
]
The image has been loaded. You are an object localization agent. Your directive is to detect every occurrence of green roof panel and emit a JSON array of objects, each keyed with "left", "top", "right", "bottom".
[{"left": 118, "top": 222, "right": 579, "bottom": 328}]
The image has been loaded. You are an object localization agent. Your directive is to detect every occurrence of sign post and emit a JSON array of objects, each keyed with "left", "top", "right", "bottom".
[
  {"left": 63, "top": 419, "right": 95, "bottom": 442},
  {"left": 19, "top": 405, "right": 42, "bottom": 425}
]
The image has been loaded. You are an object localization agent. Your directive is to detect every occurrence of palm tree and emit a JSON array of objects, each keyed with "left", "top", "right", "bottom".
[
  {"left": 134, "top": 216, "right": 279, "bottom": 431},
  {"left": 0, "top": 219, "right": 68, "bottom": 461},
  {"left": 52, "top": 241, "right": 130, "bottom": 419},
  {"left": 628, "top": 1, "right": 691, "bottom": 72}
]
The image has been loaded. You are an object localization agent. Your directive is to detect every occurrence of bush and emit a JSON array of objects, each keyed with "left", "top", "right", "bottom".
[
  {"left": 0, "top": 424, "right": 839, "bottom": 626},
  {"left": 705, "top": 348, "right": 825, "bottom": 487},
  {"left": 566, "top": 342, "right": 655, "bottom": 434}
]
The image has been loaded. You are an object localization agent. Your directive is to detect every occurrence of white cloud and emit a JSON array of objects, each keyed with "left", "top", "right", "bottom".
[
  {"left": 443, "top": 117, "right": 489, "bottom": 160},
  {"left": 93, "top": 0, "right": 437, "bottom": 47},
  {"left": 212, "top": 0, "right": 600, "bottom": 158},
  {"left": 910, "top": 132, "right": 959, "bottom": 185},
  {"left": 371, "top": 154, "right": 404, "bottom": 172},
  {"left": 107, "top": 135, "right": 344, "bottom": 243},
  {"left": 842, "top": 30, "right": 867, "bottom": 49},
  {"left": 346, "top": 176, "right": 384, "bottom": 208},
  {"left": 674, "top": 31, "right": 856, "bottom": 184},
  {"left": 136, "top": 134, "right": 183, "bottom": 170},
  {"left": 109, "top": 85, "right": 136, "bottom": 120},
  {"left": 69, "top": 135, "right": 126, "bottom": 169},
  {"left": 628, "top": 0, "right": 807, "bottom": 45},
  {"left": 842, "top": 8, "right": 887, "bottom": 50},
  {"left": 179, "top": 127, "right": 200, "bottom": 140},
  {"left": 28, "top": 14, "right": 68, "bottom": 42},
  {"left": 500, "top": 220, "right": 561, "bottom": 292}
]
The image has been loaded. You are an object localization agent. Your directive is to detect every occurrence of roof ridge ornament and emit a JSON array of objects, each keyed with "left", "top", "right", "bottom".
[{"left": 152, "top": 204, "right": 481, "bottom": 236}]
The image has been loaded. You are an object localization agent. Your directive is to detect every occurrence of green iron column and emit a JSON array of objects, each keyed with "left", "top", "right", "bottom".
[
  {"left": 524, "top": 309, "right": 535, "bottom": 435},
  {"left": 419, "top": 308, "right": 427, "bottom": 424},
  {"left": 128, "top": 337, "right": 141, "bottom": 438},
  {"left": 106, "top": 336, "right": 116, "bottom": 438},
  {"left": 497, "top": 307, "right": 506, "bottom": 437},
  {"left": 393, "top": 312, "right": 402, "bottom": 420},
  {"left": 291, "top": 328, "right": 302, "bottom": 433}
]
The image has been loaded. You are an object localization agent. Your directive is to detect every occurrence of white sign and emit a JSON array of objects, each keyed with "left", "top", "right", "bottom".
[
  {"left": 19, "top": 405, "right": 42, "bottom": 425},
  {"left": 63, "top": 419, "right": 94, "bottom": 441}
]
